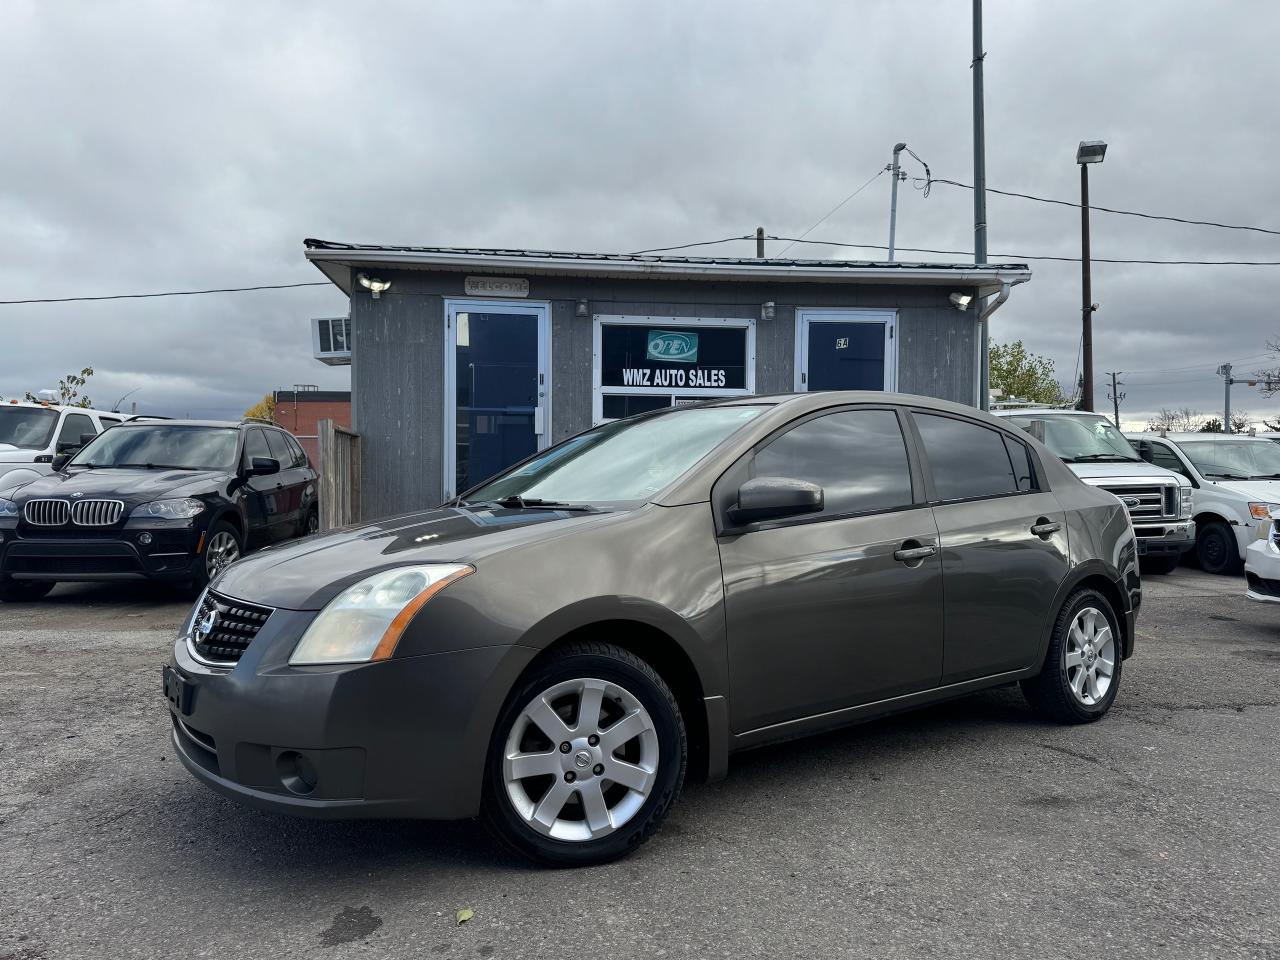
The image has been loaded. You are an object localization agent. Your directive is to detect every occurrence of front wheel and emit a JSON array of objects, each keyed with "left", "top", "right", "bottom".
[
  {"left": 1021, "top": 588, "right": 1122, "bottom": 724},
  {"left": 0, "top": 579, "right": 55, "bottom": 602},
  {"left": 1197, "top": 521, "right": 1242, "bottom": 575},
  {"left": 195, "top": 521, "right": 242, "bottom": 589},
  {"left": 481, "top": 642, "right": 686, "bottom": 866}
]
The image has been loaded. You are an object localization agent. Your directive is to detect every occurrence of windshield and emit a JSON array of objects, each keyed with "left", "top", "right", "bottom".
[
  {"left": 70, "top": 425, "right": 240, "bottom": 471},
  {"left": 1176, "top": 438, "right": 1280, "bottom": 480},
  {"left": 466, "top": 405, "right": 766, "bottom": 504},
  {"left": 1005, "top": 414, "right": 1140, "bottom": 463},
  {"left": 0, "top": 407, "right": 59, "bottom": 451}
]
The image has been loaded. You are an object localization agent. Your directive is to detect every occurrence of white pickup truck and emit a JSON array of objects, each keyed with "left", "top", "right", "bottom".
[
  {"left": 993, "top": 409, "right": 1195, "bottom": 574},
  {"left": 0, "top": 401, "right": 125, "bottom": 493}
]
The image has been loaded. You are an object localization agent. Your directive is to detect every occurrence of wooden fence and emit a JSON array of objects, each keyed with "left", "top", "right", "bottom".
[{"left": 317, "top": 419, "right": 361, "bottom": 531}]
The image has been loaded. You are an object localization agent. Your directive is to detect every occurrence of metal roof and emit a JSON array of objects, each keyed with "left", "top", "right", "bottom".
[{"left": 303, "top": 238, "right": 1031, "bottom": 294}]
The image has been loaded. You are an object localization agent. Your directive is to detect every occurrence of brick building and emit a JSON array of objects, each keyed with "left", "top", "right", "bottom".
[{"left": 272, "top": 389, "right": 351, "bottom": 466}]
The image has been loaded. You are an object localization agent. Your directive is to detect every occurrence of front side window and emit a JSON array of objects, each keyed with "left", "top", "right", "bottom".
[
  {"left": 467, "top": 405, "right": 765, "bottom": 504},
  {"left": 752, "top": 409, "right": 913, "bottom": 517},
  {"left": 70, "top": 426, "right": 239, "bottom": 471},
  {"left": 1175, "top": 438, "right": 1280, "bottom": 480},
  {"left": 1148, "top": 442, "right": 1189, "bottom": 477},
  {"left": 1004, "top": 413, "right": 1140, "bottom": 463},
  {"left": 915, "top": 413, "right": 1024, "bottom": 502},
  {"left": 0, "top": 407, "right": 58, "bottom": 450},
  {"left": 243, "top": 428, "right": 271, "bottom": 464},
  {"left": 57, "top": 413, "right": 96, "bottom": 452}
]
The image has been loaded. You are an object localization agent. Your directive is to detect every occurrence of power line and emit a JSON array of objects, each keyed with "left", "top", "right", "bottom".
[
  {"left": 1123, "top": 352, "right": 1273, "bottom": 375},
  {"left": 775, "top": 168, "right": 886, "bottom": 257},
  {"left": 924, "top": 178, "right": 1280, "bottom": 238},
  {"left": 0, "top": 281, "right": 329, "bottom": 306},
  {"left": 628, "top": 235, "right": 753, "bottom": 256}
]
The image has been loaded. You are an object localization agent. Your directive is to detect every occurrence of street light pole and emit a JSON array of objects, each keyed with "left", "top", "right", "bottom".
[
  {"left": 972, "top": 0, "right": 989, "bottom": 410},
  {"left": 1076, "top": 140, "right": 1107, "bottom": 413},
  {"left": 887, "top": 142, "right": 906, "bottom": 261}
]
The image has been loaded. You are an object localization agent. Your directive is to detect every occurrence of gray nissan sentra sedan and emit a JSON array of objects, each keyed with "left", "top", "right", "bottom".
[{"left": 165, "top": 392, "right": 1139, "bottom": 865}]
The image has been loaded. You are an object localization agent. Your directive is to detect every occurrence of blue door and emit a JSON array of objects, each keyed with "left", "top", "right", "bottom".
[
  {"left": 798, "top": 311, "right": 895, "bottom": 392},
  {"left": 448, "top": 302, "right": 549, "bottom": 498}
]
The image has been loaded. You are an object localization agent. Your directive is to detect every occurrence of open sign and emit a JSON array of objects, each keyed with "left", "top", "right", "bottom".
[{"left": 646, "top": 330, "right": 699, "bottom": 363}]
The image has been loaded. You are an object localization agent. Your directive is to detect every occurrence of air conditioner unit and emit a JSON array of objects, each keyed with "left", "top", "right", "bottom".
[{"left": 312, "top": 317, "right": 352, "bottom": 366}]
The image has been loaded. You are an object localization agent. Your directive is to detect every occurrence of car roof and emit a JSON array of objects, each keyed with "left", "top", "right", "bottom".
[
  {"left": 113, "top": 418, "right": 244, "bottom": 429},
  {"left": 1125, "top": 432, "right": 1275, "bottom": 442},
  {"left": 1, "top": 400, "right": 121, "bottom": 416},
  {"left": 991, "top": 408, "right": 1104, "bottom": 418}
]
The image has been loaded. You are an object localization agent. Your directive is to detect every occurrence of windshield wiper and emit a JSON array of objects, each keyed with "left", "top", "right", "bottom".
[
  {"left": 1249, "top": 473, "right": 1280, "bottom": 480},
  {"left": 492, "top": 495, "right": 597, "bottom": 512},
  {"left": 1065, "top": 454, "right": 1139, "bottom": 462},
  {"left": 1204, "top": 472, "right": 1250, "bottom": 480},
  {"left": 114, "top": 463, "right": 200, "bottom": 471}
]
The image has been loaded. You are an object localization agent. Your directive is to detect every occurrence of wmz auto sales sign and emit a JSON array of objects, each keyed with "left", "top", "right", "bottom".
[{"left": 600, "top": 323, "right": 747, "bottom": 391}]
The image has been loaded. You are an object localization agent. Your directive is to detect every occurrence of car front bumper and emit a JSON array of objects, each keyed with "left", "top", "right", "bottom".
[
  {"left": 1245, "top": 537, "right": 1280, "bottom": 603},
  {"left": 166, "top": 615, "right": 537, "bottom": 820},
  {"left": 0, "top": 521, "right": 204, "bottom": 582},
  {"left": 1133, "top": 520, "right": 1195, "bottom": 557}
]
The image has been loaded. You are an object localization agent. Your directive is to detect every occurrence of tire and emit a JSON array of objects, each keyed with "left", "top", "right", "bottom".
[
  {"left": 0, "top": 579, "right": 55, "bottom": 602},
  {"left": 195, "top": 520, "right": 242, "bottom": 589},
  {"left": 302, "top": 507, "right": 319, "bottom": 537},
  {"left": 1021, "top": 588, "right": 1123, "bottom": 724},
  {"left": 481, "top": 641, "right": 686, "bottom": 867},
  {"left": 1139, "top": 554, "right": 1181, "bottom": 575},
  {"left": 1196, "top": 520, "right": 1242, "bottom": 575}
]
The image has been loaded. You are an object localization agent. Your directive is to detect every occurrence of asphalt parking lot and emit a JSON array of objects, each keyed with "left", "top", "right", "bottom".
[{"left": 2, "top": 570, "right": 1278, "bottom": 960}]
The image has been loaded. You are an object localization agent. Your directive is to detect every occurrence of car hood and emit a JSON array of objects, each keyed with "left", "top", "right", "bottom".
[
  {"left": 212, "top": 504, "right": 623, "bottom": 610},
  {"left": 1067, "top": 461, "right": 1186, "bottom": 484},
  {"left": 1208, "top": 478, "right": 1280, "bottom": 502},
  {"left": 8, "top": 467, "right": 228, "bottom": 504}
]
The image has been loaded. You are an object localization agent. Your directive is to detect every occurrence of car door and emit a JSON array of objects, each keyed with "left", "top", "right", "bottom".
[
  {"left": 263, "top": 429, "right": 305, "bottom": 534},
  {"left": 241, "top": 427, "right": 285, "bottom": 546},
  {"left": 908, "top": 410, "right": 1071, "bottom": 683},
  {"left": 716, "top": 406, "right": 944, "bottom": 733}
]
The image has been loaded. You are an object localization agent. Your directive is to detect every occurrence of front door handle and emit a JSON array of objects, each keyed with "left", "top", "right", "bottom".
[
  {"left": 1031, "top": 520, "right": 1062, "bottom": 538},
  {"left": 894, "top": 544, "right": 938, "bottom": 564}
]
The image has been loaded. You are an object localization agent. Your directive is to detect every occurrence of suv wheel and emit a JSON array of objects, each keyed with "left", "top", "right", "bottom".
[
  {"left": 1021, "top": 588, "right": 1122, "bottom": 724},
  {"left": 197, "top": 521, "right": 242, "bottom": 588},
  {"left": 1196, "top": 520, "right": 1242, "bottom": 575},
  {"left": 0, "top": 579, "right": 55, "bottom": 602},
  {"left": 481, "top": 642, "right": 686, "bottom": 866}
]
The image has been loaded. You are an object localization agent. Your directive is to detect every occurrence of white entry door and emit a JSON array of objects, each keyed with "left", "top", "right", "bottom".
[{"left": 442, "top": 298, "right": 551, "bottom": 500}]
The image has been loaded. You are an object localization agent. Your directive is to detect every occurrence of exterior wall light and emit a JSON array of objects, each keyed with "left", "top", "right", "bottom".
[
  {"left": 949, "top": 292, "right": 973, "bottom": 311},
  {"left": 357, "top": 273, "right": 392, "bottom": 299},
  {"left": 576, "top": 298, "right": 589, "bottom": 318},
  {"left": 761, "top": 301, "right": 776, "bottom": 321}
]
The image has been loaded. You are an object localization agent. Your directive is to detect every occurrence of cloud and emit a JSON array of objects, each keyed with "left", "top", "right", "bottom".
[{"left": 2, "top": 0, "right": 1278, "bottom": 424}]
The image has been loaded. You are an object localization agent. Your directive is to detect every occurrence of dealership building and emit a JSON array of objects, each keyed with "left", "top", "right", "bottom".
[{"left": 303, "top": 239, "right": 1030, "bottom": 519}]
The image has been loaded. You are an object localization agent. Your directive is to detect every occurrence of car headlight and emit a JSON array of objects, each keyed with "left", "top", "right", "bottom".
[
  {"left": 289, "top": 564, "right": 474, "bottom": 666},
  {"left": 1179, "top": 487, "right": 1193, "bottom": 519},
  {"left": 132, "top": 498, "right": 205, "bottom": 520},
  {"left": 0, "top": 498, "right": 18, "bottom": 518},
  {"left": 1247, "top": 502, "right": 1280, "bottom": 520},
  {"left": 182, "top": 587, "right": 209, "bottom": 638}
]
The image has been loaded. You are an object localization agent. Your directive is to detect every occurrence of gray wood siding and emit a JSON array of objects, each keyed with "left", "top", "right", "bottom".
[{"left": 349, "top": 270, "right": 982, "bottom": 518}]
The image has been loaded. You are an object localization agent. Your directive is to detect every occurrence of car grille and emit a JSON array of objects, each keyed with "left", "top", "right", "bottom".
[
  {"left": 23, "top": 499, "right": 70, "bottom": 526},
  {"left": 70, "top": 499, "right": 124, "bottom": 526},
  {"left": 190, "top": 590, "right": 273, "bottom": 664},
  {"left": 1097, "top": 484, "right": 1178, "bottom": 520}
]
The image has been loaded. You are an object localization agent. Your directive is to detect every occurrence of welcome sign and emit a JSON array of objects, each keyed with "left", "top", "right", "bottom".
[{"left": 646, "top": 330, "right": 699, "bottom": 363}]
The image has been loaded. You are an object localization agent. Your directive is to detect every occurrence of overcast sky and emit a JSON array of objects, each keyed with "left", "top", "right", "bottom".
[{"left": 4, "top": 0, "right": 1279, "bottom": 427}]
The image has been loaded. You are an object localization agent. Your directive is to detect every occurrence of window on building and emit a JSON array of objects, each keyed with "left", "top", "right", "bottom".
[
  {"left": 595, "top": 317, "right": 755, "bottom": 423},
  {"left": 752, "top": 409, "right": 914, "bottom": 518},
  {"left": 915, "top": 413, "right": 1027, "bottom": 502}
]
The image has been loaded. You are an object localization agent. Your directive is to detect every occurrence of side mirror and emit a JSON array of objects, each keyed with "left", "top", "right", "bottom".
[
  {"left": 248, "top": 456, "right": 280, "bottom": 477},
  {"left": 51, "top": 454, "right": 71, "bottom": 471},
  {"left": 728, "top": 477, "right": 824, "bottom": 526},
  {"left": 80, "top": 433, "right": 97, "bottom": 448}
]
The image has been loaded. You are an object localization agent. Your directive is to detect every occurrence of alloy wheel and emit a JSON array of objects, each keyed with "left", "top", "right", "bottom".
[
  {"left": 1064, "top": 606, "right": 1115, "bottom": 706},
  {"left": 502, "top": 677, "right": 659, "bottom": 842},
  {"left": 204, "top": 531, "right": 240, "bottom": 578}
]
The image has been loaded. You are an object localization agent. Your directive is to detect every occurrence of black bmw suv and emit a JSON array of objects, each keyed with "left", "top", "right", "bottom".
[{"left": 0, "top": 418, "right": 319, "bottom": 600}]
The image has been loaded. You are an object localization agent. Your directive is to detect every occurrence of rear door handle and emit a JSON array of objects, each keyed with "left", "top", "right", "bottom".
[
  {"left": 1031, "top": 521, "right": 1062, "bottom": 538},
  {"left": 894, "top": 544, "right": 938, "bottom": 563}
]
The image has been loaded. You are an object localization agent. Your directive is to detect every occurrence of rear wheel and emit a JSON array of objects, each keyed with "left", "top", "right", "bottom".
[
  {"left": 1021, "top": 588, "right": 1122, "bottom": 724},
  {"left": 1196, "top": 520, "right": 1242, "bottom": 575},
  {"left": 1140, "top": 554, "right": 1181, "bottom": 575},
  {"left": 0, "top": 579, "right": 55, "bottom": 602},
  {"left": 481, "top": 642, "right": 686, "bottom": 866},
  {"left": 303, "top": 506, "right": 319, "bottom": 536}
]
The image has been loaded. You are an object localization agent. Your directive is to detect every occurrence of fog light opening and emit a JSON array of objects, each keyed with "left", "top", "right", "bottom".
[
  {"left": 138, "top": 532, "right": 153, "bottom": 546},
  {"left": 276, "top": 750, "right": 319, "bottom": 796}
]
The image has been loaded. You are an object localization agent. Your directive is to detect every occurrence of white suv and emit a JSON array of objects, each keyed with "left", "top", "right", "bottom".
[
  {"left": 0, "top": 401, "right": 124, "bottom": 493},
  {"left": 1126, "top": 432, "right": 1280, "bottom": 575},
  {"left": 995, "top": 409, "right": 1194, "bottom": 574}
]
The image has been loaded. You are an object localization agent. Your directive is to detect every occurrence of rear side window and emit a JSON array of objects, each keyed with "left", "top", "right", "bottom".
[
  {"left": 97, "top": 416, "right": 121, "bottom": 429},
  {"left": 752, "top": 409, "right": 913, "bottom": 517},
  {"left": 263, "top": 429, "right": 292, "bottom": 465},
  {"left": 1003, "top": 435, "right": 1037, "bottom": 492},
  {"left": 915, "top": 413, "right": 1024, "bottom": 502},
  {"left": 284, "top": 433, "right": 308, "bottom": 468}
]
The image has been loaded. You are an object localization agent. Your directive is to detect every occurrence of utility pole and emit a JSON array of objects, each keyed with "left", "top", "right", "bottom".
[
  {"left": 755, "top": 227, "right": 765, "bottom": 258},
  {"left": 1218, "top": 363, "right": 1237, "bottom": 434},
  {"left": 1076, "top": 140, "right": 1107, "bottom": 412},
  {"left": 1106, "top": 371, "right": 1125, "bottom": 428},
  {"left": 887, "top": 143, "right": 906, "bottom": 261},
  {"left": 972, "top": 0, "right": 990, "bottom": 409}
]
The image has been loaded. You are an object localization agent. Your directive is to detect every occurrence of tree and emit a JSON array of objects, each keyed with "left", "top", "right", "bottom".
[
  {"left": 14, "top": 367, "right": 96, "bottom": 407},
  {"left": 1147, "top": 407, "right": 1206, "bottom": 432},
  {"left": 244, "top": 393, "right": 276, "bottom": 421},
  {"left": 988, "top": 340, "right": 1065, "bottom": 405},
  {"left": 1199, "top": 411, "right": 1251, "bottom": 433}
]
